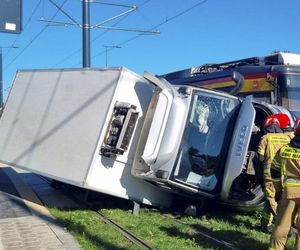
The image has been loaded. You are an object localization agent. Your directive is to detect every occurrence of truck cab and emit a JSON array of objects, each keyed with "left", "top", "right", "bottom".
[{"left": 132, "top": 73, "right": 293, "bottom": 210}]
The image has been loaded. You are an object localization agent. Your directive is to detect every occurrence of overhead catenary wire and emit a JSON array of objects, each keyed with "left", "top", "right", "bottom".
[
  {"left": 53, "top": 0, "right": 152, "bottom": 68},
  {"left": 70, "top": 0, "right": 209, "bottom": 67},
  {"left": 4, "top": 0, "right": 69, "bottom": 71},
  {"left": 4, "top": 0, "right": 209, "bottom": 79},
  {"left": 90, "top": 0, "right": 210, "bottom": 62},
  {"left": 48, "top": 0, "right": 81, "bottom": 26},
  {"left": 3, "top": 0, "right": 43, "bottom": 59}
]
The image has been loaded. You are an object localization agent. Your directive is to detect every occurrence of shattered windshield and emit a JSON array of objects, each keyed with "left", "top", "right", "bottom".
[{"left": 172, "top": 90, "right": 240, "bottom": 192}]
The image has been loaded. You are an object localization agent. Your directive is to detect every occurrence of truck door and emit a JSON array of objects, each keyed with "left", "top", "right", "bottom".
[{"left": 220, "top": 95, "right": 255, "bottom": 201}]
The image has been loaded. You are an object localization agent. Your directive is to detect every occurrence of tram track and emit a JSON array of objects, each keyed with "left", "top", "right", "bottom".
[
  {"left": 163, "top": 213, "right": 240, "bottom": 250},
  {"left": 69, "top": 195, "right": 154, "bottom": 250},
  {"left": 39, "top": 176, "right": 241, "bottom": 250},
  {"left": 40, "top": 177, "right": 153, "bottom": 250}
]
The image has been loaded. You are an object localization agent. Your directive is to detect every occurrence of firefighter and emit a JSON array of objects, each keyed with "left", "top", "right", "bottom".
[
  {"left": 257, "top": 114, "right": 292, "bottom": 232},
  {"left": 269, "top": 120, "right": 300, "bottom": 250}
]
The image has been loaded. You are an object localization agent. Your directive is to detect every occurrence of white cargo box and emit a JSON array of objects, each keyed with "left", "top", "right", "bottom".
[{"left": 0, "top": 68, "right": 172, "bottom": 206}]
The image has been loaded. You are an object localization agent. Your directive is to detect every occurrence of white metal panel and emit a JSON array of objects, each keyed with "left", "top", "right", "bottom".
[
  {"left": 0, "top": 68, "right": 173, "bottom": 206},
  {"left": 0, "top": 68, "right": 120, "bottom": 185},
  {"left": 85, "top": 70, "right": 172, "bottom": 206},
  {"left": 141, "top": 89, "right": 173, "bottom": 166}
]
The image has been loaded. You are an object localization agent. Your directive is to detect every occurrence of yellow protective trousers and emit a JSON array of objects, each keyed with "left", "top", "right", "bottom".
[
  {"left": 261, "top": 180, "right": 282, "bottom": 227},
  {"left": 270, "top": 198, "right": 300, "bottom": 250}
]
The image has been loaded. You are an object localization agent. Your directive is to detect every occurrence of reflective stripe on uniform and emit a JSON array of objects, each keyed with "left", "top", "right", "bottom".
[
  {"left": 257, "top": 149, "right": 264, "bottom": 156},
  {"left": 272, "top": 178, "right": 281, "bottom": 183},
  {"left": 283, "top": 182, "right": 300, "bottom": 187},
  {"left": 281, "top": 158, "right": 287, "bottom": 176},
  {"left": 284, "top": 178, "right": 300, "bottom": 183},
  {"left": 281, "top": 146, "right": 300, "bottom": 178},
  {"left": 281, "top": 147, "right": 300, "bottom": 160},
  {"left": 264, "top": 167, "right": 270, "bottom": 174},
  {"left": 283, "top": 177, "right": 300, "bottom": 187},
  {"left": 269, "top": 135, "right": 290, "bottom": 144},
  {"left": 282, "top": 149, "right": 300, "bottom": 185},
  {"left": 269, "top": 135, "right": 290, "bottom": 161},
  {"left": 272, "top": 157, "right": 281, "bottom": 170}
]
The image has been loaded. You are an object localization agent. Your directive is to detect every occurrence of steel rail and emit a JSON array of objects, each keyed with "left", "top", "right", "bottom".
[
  {"left": 40, "top": 177, "right": 153, "bottom": 250},
  {"left": 93, "top": 209, "right": 153, "bottom": 250},
  {"left": 161, "top": 213, "right": 241, "bottom": 250},
  {"left": 41, "top": 176, "right": 240, "bottom": 250}
]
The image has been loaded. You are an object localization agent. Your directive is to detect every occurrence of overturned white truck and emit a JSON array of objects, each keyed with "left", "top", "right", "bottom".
[{"left": 0, "top": 68, "right": 294, "bottom": 210}]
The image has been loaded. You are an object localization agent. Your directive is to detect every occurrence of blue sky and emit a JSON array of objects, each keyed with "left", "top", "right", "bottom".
[{"left": 1, "top": 0, "right": 300, "bottom": 100}]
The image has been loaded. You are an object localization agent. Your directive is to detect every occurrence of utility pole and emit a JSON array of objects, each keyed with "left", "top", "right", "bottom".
[{"left": 82, "top": 0, "right": 90, "bottom": 68}]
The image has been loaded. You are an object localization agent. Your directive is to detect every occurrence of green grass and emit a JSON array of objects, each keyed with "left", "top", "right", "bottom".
[
  {"left": 49, "top": 198, "right": 296, "bottom": 250},
  {"left": 49, "top": 209, "right": 140, "bottom": 250}
]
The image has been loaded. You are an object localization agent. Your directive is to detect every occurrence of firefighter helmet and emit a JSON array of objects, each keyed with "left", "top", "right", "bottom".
[
  {"left": 274, "top": 113, "right": 291, "bottom": 129},
  {"left": 263, "top": 115, "right": 280, "bottom": 129}
]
